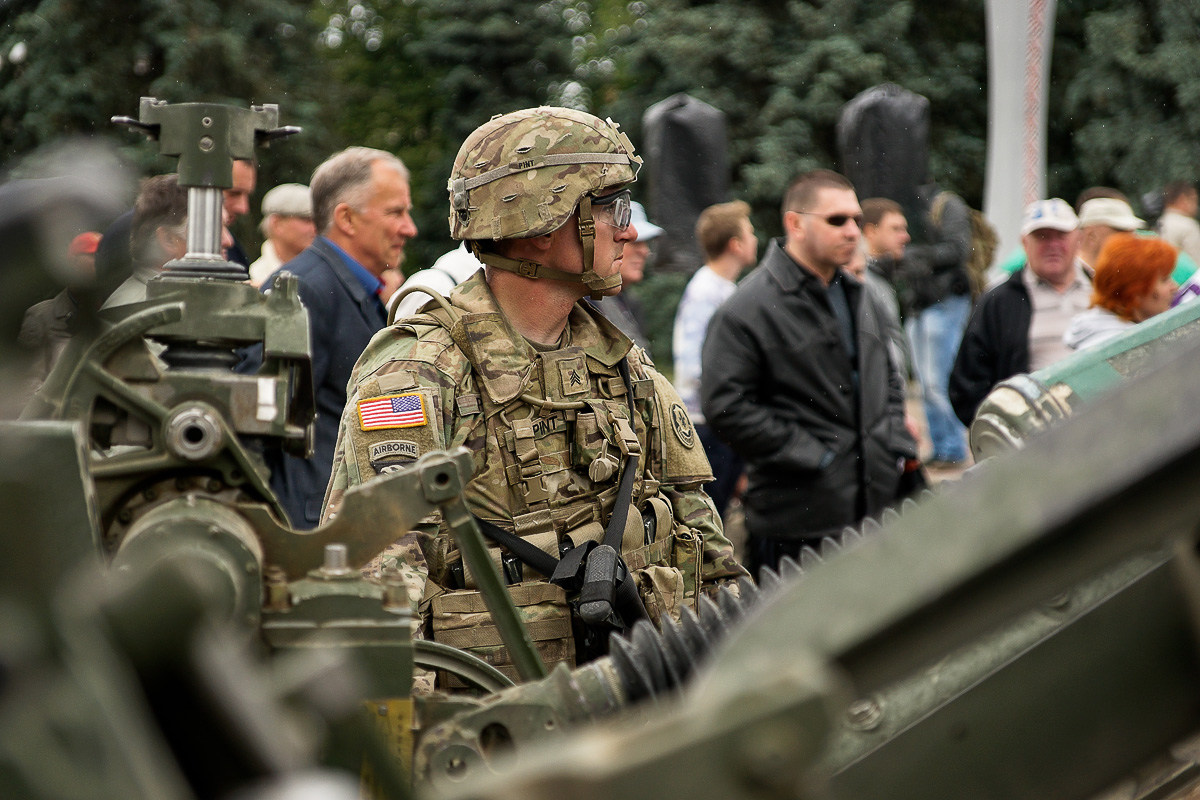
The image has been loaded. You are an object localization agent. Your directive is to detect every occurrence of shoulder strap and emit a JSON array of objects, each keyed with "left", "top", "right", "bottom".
[
  {"left": 387, "top": 284, "right": 462, "bottom": 327},
  {"left": 601, "top": 357, "right": 640, "bottom": 551}
]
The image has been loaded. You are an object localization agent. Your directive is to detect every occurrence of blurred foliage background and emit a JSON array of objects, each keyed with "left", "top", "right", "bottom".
[{"left": 2, "top": 0, "right": 1198, "bottom": 362}]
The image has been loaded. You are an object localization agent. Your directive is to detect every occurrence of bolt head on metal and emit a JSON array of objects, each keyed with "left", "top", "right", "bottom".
[
  {"left": 846, "top": 697, "right": 884, "bottom": 731},
  {"left": 323, "top": 543, "right": 351, "bottom": 575}
]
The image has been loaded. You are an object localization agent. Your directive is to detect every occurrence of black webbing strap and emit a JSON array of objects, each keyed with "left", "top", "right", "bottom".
[
  {"left": 600, "top": 357, "right": 639, "bottom": 551},
  {"left": 473, "top": 516, "right": 558, "bottom": 579}
]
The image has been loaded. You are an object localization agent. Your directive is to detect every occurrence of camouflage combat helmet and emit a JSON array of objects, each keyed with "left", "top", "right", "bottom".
[{"left": 447, "top": 106, "right": 642, "bottom": 298}]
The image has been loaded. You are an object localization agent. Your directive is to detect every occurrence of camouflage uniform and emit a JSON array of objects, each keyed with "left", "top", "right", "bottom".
[
  {"left": 322, "top": 271, "right": 743, "bottom": 678},
  {"left": 322, "top": 106, "right": 744, "bottom": 684}
]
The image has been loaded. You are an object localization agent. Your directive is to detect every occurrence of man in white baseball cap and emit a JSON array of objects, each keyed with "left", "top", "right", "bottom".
[
  {"left": 1077, "top": 196, "right": 1145, "bottom": 275},
  {"left": 950, "top": 198, "right": 1091, "bottom": 424}
]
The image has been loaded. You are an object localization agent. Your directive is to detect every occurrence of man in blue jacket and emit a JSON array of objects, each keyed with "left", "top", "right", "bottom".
[{"left": 262, "top": 147, "right": 417, "bottom": 529}]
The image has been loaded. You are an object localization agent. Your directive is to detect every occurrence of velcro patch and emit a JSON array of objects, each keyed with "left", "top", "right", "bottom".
[
  {"left": 531, "top": 412, "right": 565, "bottom": 439},
  {"left": 358, "top": 393, "right": 428, "bottom": 430},
  {"left": 369, "top": 440, "right": 419, "bottom": 462},
  {"left": 457, "top": 394, "right": 481, "bottom": 415},
  {"left": 558, "top": 356, "right": 588, "bottom": 396},
  {"left": 669, "top": 403, "right": 696, "bottom": 449}
]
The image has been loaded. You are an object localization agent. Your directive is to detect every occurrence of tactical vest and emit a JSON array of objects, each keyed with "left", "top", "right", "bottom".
[{"left": 418, "top": 298, "right": 706, "bottom": 685}]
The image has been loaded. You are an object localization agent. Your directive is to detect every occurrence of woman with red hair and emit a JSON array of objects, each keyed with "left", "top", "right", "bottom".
[{"left": 1064, "top": 233, "right": 1178, "bottom": 351}]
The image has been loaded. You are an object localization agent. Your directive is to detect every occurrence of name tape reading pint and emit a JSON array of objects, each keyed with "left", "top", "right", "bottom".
[{"left": 358, "top": 393, "right": 428, "bottom": 430}]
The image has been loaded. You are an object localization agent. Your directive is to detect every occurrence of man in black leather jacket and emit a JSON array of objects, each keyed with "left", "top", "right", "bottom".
[{"left": 701, "top": 170, "right": 917, "bottom": 577}]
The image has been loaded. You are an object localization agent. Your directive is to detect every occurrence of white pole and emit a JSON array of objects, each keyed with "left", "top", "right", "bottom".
[{"left": 984, "top": 0, "right": 1057, "bottom": 265}]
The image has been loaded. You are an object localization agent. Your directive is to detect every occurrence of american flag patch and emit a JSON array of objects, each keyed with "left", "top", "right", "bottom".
[{"left": 357, "top": 393, "right": 427, "bottom": 430}]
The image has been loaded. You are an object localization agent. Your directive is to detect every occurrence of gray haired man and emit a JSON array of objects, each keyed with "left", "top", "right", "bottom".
[{"left": 259, "top": 147, "right": 417, "bottom": 529}]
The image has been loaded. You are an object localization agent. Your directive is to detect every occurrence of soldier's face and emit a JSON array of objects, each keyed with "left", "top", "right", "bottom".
[
  {"left": 553, "top": 207, "right": 637, "bottom": 295},
  {"left": 346, "top": 163, "right": 418, "bottom": 276}
]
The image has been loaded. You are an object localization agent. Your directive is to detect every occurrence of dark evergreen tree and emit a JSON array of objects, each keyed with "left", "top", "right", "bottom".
[
  {"left": 601, "top": 0, "right": 989, "bottom": 246},
  {"left": 593, "top": 0, "right": 988, "bottom": 362},
  {"left": 1062, "top": 0, "right": 1200, "bottom": 207},
  {"left": 0, "top": 0, "right": 336, "bottom": 248},
  {"left": 317, "top": 0, "right": 581, "bottom": 272}
]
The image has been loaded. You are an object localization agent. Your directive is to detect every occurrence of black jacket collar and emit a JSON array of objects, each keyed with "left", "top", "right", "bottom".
[{"left": 761, "top": 237, "right": 861, "bottom": 300}]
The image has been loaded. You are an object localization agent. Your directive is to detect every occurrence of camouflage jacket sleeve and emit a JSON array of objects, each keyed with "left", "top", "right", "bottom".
[
  {"left": 321, "top": 319, "right": 479, "bottom": 609},
  {"left": 634, "top": 351, "right": 748, "bottom": 590},
  {"left": 663, "top": 482, "right": 748, "bottom": 592}
]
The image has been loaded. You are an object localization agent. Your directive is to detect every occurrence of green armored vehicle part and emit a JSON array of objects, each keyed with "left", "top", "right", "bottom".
[
  {"left": 4, "top": 99, "right": 553, "bottom": 798},
  {"left": 969, "top": 297, "right": 1200, "bottom": 460}
]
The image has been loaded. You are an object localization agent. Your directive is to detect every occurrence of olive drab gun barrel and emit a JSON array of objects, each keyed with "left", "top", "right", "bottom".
[
  {"left": 111, "top": 97, "right": 300, "bottom": 277},
  {"left": 969, "top": 296, "right": 1200, "bottom": 460},
  {"left": 431, "top": 329, "right": 1200, "bottom": 800}
]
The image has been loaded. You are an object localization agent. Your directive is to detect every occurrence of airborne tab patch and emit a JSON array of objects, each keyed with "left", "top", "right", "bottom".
[
  {"left": 369, "top": 440, "right": 419, "bottom": 462},
  {"left": 358, "top": 393, "right": 428, "bottom": 430}
]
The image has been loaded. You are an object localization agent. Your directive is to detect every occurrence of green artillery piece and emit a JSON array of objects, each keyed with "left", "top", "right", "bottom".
[
  {"left": 9, "top": 98, "right": 548, "bottom": 796},
  {"left": 18, "top": 101, "right": 1200, "bottom": 800},
  {"left": 0, "top": 158, "right": 379, "bottom": 800},
  {"left": 969, "top": 298, "right": 1200, "bottom": 460},
  {"left": 22, "top": 97, "right": 540, "bottom": 681}
]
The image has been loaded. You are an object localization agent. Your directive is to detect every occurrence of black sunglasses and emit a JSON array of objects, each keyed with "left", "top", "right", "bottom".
[{"left": 798, "top": 211, "right": 864, "bottom": 229}]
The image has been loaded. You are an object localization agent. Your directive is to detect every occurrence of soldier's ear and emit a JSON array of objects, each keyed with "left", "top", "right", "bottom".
[{"left": 529, "top": 230, "right": 556, "bottom": 252}]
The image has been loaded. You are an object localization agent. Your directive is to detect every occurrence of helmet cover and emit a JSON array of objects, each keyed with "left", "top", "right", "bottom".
[{"left": 448, "top": 106, "right": 641, "bottom": 241}]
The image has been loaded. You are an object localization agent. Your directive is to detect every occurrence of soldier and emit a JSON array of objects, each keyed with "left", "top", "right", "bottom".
[{"left": 322, "top": 107, "right": 745, "bottom": 683}]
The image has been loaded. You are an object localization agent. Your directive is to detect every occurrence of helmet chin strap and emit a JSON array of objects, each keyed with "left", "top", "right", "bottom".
[
  {"left": 577, "top": 195, "right": 623, "bottom": 300},
  {"left": 468, "top": 195, "right": 623, "bottom": 299}
]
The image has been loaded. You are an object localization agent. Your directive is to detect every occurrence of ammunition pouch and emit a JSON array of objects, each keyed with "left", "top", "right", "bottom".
[{"left": 429, "top": 581, "right": 574, "bottom": 689}]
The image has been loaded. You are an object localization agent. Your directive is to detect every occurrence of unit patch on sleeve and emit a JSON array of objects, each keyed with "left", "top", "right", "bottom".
[
  {"left": 358, "top": 393, "right": 428, "bottom": 430},
  {"left": 669, "top": 403, "right": 696, "bottom": 449}
]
